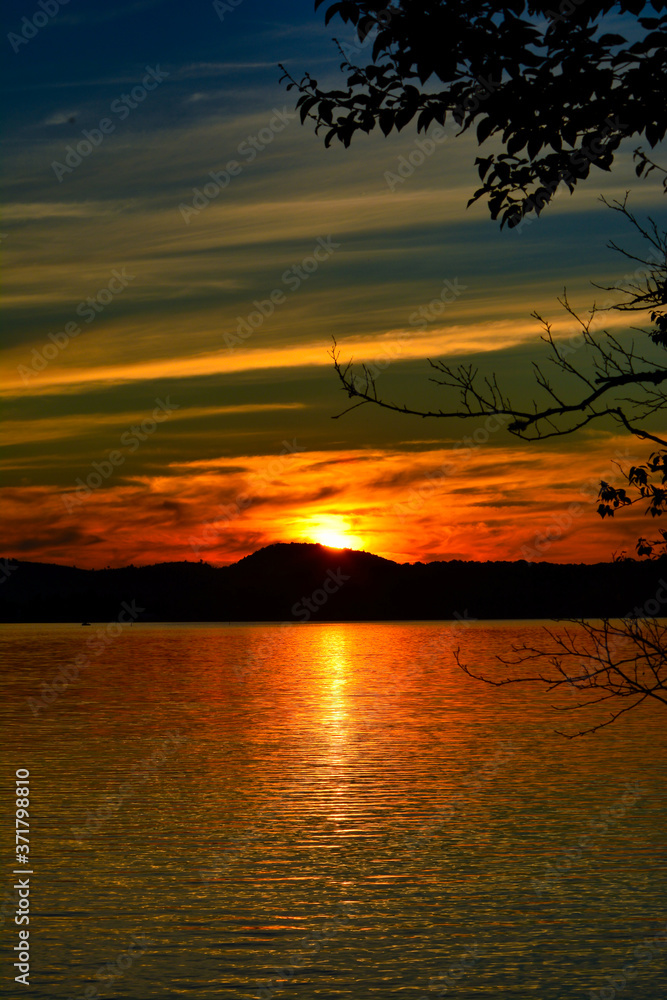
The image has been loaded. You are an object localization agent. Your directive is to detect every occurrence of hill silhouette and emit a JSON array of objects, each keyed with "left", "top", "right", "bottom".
[{"left": 1, "top": 542, "right": 665, "bottom": 623}]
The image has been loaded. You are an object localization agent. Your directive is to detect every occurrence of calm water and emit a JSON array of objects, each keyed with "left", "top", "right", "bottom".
[{"left": 1, "top": 621, "right": 665, "bottom": 999}]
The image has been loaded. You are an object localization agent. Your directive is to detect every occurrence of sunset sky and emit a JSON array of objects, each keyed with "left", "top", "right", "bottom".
[{"left": 2, "top": 0, "right": 666, "bottom": 568}]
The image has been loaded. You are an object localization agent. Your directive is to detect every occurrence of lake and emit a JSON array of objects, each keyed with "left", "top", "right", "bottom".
[{"left": 1, "top": 621, "right": 665, "bottom": 999}]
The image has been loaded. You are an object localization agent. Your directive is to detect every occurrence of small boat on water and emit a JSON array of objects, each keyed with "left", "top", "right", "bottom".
[{"left": 81, "top": 622, "right": 91, "bottom": 626}]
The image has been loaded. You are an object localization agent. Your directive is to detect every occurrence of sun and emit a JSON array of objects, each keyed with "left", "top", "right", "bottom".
[
  {"left": 317, "top": 529, "right": 355, "bottom": 550},
  {"left": 302, "top": 516, "right": 364, "bottom": 551}
]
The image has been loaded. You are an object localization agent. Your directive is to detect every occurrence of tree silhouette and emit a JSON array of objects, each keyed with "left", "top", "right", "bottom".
[
  {"left": 332, "top": 193, "right": 667, "bottom": 449},
  {"left": 282, "top": 1, "right": 667, "bottom": 226},
  {"left": 285, "top": 3, "right": 667, "bottom": 733},
  {"left": 456, "top": 618, "right": 667, "bottom": 736},
  {"left": 330, "top": 193, "right": 667, "bottom": 735}
]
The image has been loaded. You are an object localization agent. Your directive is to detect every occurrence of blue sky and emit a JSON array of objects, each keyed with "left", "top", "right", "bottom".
[{"left": 2, "top": 0, "right": 666, "bottom": 567}]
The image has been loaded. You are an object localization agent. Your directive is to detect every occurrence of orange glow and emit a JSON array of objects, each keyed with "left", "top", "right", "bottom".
[
  {"left": 1, "top": 441, "right": 650, "bottom": 569},
  {"left": 298, "top": 516, "right": 365, "bottom": 551}
]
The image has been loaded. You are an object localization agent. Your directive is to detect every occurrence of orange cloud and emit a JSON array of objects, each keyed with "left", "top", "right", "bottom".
[{"left": 2, "top": 438, "right": 652, "bottom": 569}]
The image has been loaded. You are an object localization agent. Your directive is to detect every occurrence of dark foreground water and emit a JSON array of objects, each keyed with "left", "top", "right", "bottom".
[{"left": 1, "top": 621, "right": 665, "bottom": 999}]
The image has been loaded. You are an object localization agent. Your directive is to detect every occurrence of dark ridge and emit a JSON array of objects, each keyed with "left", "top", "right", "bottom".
[{"left": 1, "top": 543, "right": 665, "bottom": 623}]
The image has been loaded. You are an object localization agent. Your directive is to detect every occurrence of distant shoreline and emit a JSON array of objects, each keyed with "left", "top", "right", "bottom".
[{"left": 2, "top": 542, "right": 666, "bottom": 624}]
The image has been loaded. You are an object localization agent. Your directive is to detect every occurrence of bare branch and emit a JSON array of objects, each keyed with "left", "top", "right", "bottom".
[
  {"left": 332, "top": 197, "right": 667, "bottom": 446},
  {"left": 457, "top": 617, "right": 667, "bottom": 737}
]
